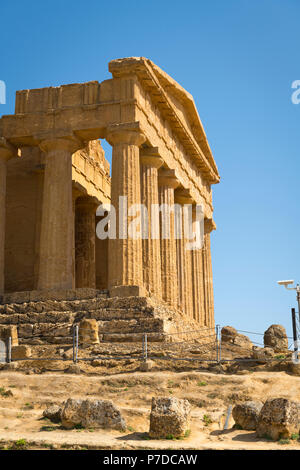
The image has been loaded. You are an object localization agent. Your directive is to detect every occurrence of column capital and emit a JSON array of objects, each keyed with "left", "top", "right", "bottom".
[
  {"left": 0, "top": 138, "right": 18, "bottom": 161},
  {"left": 204, "top": 218, "right": 216, "bottom": 234},
  {"left": 174, "top": 187, "right": 194, "bottom": 205},
  {"left": 158, "top": 168, "right": 180, "bottom": 189},
  {"left": 140, "top": 147, "right": 163, "bottom": 169},
  {"left": 106, "top": 122, "right": 146, "bottom": 147},
  {"left": 39, "top": 135, "right": 84, "bottom": 154},
  {"left": 76, "top": 196, "right": 98, "bottom": 210}
]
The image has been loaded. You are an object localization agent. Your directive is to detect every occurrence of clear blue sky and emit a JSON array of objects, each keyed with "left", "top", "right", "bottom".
[{"left": 1, "top": 0, "right": 299, "bottom": 340}]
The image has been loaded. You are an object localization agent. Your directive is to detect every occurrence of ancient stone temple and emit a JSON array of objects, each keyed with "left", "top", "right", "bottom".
[{"left": 0, "top": 57, "right": 220, "bottom": 344}]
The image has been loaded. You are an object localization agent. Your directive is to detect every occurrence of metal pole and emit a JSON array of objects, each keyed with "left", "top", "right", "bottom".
[
  {"left": 7, "top": 337, "right": 11, "bottom": 363},
  {"left": 73, "top": 326, "right": 76, "bottom": 363},
  {"left": 291, "top": 308, "right": 298, "bottom": 353},
  {"left": 224, "top": 405, "right": 232, "bottom": 430},
  {"left": 297, "top": 285, "right": 300, "bottom": 324},
  {"left": 145, "top": 334, "right": 148, "bottom": 361},
  {"left": 75, "top": 325, "right": 79, "bottom": 364},
  {"left": 219, "top": 326, "right": 222, "bottom": 363},
  {"left": 215, "top": 325, "right": 219, "bottom": 363}
]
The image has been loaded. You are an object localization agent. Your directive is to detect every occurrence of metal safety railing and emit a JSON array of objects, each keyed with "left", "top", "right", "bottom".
[{"left": 2, "top": 322, "right": 296, "bottom": 366}]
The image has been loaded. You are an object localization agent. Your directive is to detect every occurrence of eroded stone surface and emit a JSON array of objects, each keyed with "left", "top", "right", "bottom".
[
  {"left": 232, "top": 401, "right": 263, "bottom": 430},
  {"left": 149, "top": 396, "right": 191, "bottom": 438},
  {"left": 256, "top": 398, "right": 300, "bottom": 440},
  {"left": 61, "top": 398, "right": 126, "bottom": 431},
  {"left": 264, "top": 325, "right": 288, "bottom": 352}
]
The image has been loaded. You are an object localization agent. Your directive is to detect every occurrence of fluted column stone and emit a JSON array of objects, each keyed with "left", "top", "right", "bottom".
[
  {"left": 0, "top": 138, "right": 17, "bottom": 295},
  {"left": 175, "top": 205, "right": 186, "bottom": 314},
  {"left": 175, "top": 188, "right": 194, "bottom": 319},
  {"left": 203, "top": 219, "right": 215, "bottom": 328},
  {"left": 191, "top": 206, "right": 205, "bottom": 324},
  {"left": 158, "top": 169, "right": 179, "bottom": 307},
  {"left": 106, "top": 123, "right": 146, "bottom": 297},
  {"left": 37, "top": 136, "right": 83, "bottom": 290},
  {"left": 75, "top": 197, "right": 97, "bottom": 289},
  {"left": 140, "top": 147, "right": 163, "bottom": 298}
]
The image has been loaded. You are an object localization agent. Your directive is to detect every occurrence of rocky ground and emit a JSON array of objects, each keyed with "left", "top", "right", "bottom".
[{"left": 0, "top": 366, "right": 300, "bottom": 450}]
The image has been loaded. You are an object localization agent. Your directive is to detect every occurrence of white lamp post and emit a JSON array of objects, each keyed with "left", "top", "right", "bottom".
[{"left": 277, "top": 280, "right": 300, "bottom": 316}]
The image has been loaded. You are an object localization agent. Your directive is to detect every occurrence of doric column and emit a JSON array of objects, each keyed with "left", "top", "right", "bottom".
[
  {"left": 0, "top": 138, "right": 17, "bottom": 295},
  {"left": 106, "top": 122, "right": 146, "bottom": 297},
  {"left": 158, "top": 169, "right": 179, "bottom": 307},
  {"left": 140, "top": 147, "right": 163, "bottom": 298},
  {"left": 203, "top": 219, "right": 215, "bottom": 328},
  {"left": 191, "top": 206, "right": 205, "bottom": 325},
  {"left": 75, "top": 197, "right": 97, "bottom": 289},
  {"left": 37, "top": 136, "right": 83, "bottom": 290},
  {"left": 175, "top": 188, "right": 194, "bottom": 319},
  {"left": 175, "top": 206, "right": 186, "bottom": 314}
]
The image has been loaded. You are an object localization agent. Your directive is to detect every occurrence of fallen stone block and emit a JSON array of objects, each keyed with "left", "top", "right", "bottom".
[
  {"left": 61, "top": 398, "right": 126, "bottom": 431},
  {"left": 256, "top": 398, "right": 300, "bottom": 440},
  {"left": 43, "top": 405, "right": 62, "bottom": 423},
  {"left": 232, "top": 400, "right": 263, "bottom": 430},
  {"left": 149, "top": 397, "right": 191, "bottom": 438},
  {"left": 264, "top": 325, "right": 288, "bottom": 352}
]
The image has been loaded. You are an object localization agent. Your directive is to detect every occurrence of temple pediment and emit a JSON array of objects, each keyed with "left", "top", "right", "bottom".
[{"left": 109, "top": 57, "right": 220, "bottom": 184}]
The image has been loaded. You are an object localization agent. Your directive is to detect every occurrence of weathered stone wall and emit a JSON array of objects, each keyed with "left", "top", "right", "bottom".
[{"left": 5, "top": 147, "right": 44, "bottom": 292}]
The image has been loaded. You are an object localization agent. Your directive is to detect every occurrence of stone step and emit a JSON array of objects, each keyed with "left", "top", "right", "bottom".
[
  {"left": 102, "top": 332, "right": 165, "bottom": 343},
  {"left": 0, "top": 308, "right": 154, "bottom": 325},
  {"left": 98, "top": 318, "right": 164, "bottom": 334},
  {"left": 0, "top": 296, "right": 151, "bottom": 315}
]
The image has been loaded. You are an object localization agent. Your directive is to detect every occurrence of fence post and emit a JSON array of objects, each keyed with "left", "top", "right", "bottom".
[
  {"left": 219, "top": 325, "right": 222, "bottom": 363},
  {"left": 73, "top": 326, "right": 76, "bottom": 363},
  {"left": 215, "top": 325, "right": 219, "bottom": 363},
  {"left": 7, "top": 336, "right": 12, "bottom": 363},
  {"left": 75, "top": 325, "right": 79, "bottom": 364},
  {"left": 144, "top": 334, "right": 148, "bottom": 361},
  {"left": 224, "top": 405, "right": 232, "bottom": 430},
  {"left": 292, "top": 308, "right": 298, "bottom": 354}
]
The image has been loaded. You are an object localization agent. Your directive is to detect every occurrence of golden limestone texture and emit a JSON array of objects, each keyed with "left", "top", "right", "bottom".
[{"left": 0, "top": 57, "right": 219, "bottom": 339}]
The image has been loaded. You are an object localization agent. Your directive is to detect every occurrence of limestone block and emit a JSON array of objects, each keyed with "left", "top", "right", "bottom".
[
  {"left": 110, "top": 285, "right": 146, "bottom": 298},
  {"left": 43, "top": 405, "right": 62, "bottom": 423},
  {"left": 252, "top": 346, "right": 274, "bottom": 363},
  {"left": 61, "top": 398, "right": 126, "bottom": 431},
  {"left": 0, "top": 325, "right": 18, "bottom": 346},
  {"left": 256, "top": 398, "right": 300, "bottom": 440},
  {"left": 79, "top": 319, "right": 99, "bottom": 345},
  {"left": 11, "top": 345, "right": 31, "bottom": 360},
  {"left": 149, "top": 397, "right": 191, "bottom": 438},
  {"left": 221, "top": 325, "right": 252, "bottom": 349},
  {"left": 140, "top": 360, "right": 155, "bottom": 372},
  {"left": 232, "top": 401, "right": 263, "bottom": 430},
  {"left": 264, "top": 325, "right": 288, "bottom": 352}
]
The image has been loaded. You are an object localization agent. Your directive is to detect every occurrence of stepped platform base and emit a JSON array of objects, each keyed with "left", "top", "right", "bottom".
[{"left": 0, "top": 289, "right": 214, "bottom": 345}]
